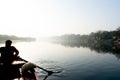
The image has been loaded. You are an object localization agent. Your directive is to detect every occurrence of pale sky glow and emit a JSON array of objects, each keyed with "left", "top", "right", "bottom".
[{"left": 0, "top": 0, "right": 120, "bottom": 37}]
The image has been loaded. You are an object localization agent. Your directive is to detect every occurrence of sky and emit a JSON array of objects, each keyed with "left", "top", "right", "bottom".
[{"left": 0, "top": 0, "right": 120, "bottom": 37}]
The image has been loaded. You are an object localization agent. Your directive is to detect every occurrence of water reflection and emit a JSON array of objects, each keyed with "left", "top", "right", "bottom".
[
  {"left": 50, "top": 40, "right": 120, "bottom": 59},
  {"left": 0, "top": 40, "right": 120, "bottom": 80}
]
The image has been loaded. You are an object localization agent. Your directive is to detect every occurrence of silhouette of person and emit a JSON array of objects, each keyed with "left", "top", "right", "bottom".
[{"left": 0, "top": 40, "right": 19, "bottom": 66}]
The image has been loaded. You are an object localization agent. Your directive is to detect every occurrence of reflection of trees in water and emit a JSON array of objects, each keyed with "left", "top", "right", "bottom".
[
  {"left": 52, "top": 41, "right": 82, "bottom": 48},
  {"left": 49, "top": 28, "right": 120, "bottom": 58},
  {"left": 51, "top": 40, "right": 120, "bottom": 59}
]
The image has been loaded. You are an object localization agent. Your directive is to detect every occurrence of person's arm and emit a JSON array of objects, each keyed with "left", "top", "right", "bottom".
[{"left": 13, "top": 46, "right": 19, "bottom": 56}]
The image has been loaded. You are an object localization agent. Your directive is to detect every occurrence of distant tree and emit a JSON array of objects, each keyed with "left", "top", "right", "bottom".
[{"left": 116, "top": 27, "right": 120, "bottom": 31}]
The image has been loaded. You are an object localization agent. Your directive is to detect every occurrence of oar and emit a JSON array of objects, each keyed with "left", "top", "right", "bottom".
[{"left": 17, "top": 56, "right": 61, "bottom": 77}]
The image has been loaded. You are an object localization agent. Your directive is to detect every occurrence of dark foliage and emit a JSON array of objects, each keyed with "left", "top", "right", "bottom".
[{"left": 0, "top": 34, "right": 35, "bottom": 43}]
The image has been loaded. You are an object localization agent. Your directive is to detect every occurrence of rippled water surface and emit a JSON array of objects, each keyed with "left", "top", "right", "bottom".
[{"left": 12, "top": 41, "right": 120, "bottom": 80}]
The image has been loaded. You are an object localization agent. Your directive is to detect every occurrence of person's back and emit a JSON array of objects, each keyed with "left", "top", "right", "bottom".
[{"left": 0, "top": 40, "right": 19, "bottom": 66}]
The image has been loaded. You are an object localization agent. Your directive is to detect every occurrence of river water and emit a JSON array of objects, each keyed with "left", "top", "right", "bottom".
[{"left": 9, "top": 41, "right": 120, "bottom": 80}]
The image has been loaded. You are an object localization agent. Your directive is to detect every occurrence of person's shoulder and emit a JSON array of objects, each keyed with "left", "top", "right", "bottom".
[
  {"left": 11, "top": 46, "right": 17, "bottom": 49},
  {"left": 11, "top": 46, "right": 16, "bottom": 48},
  {"left": 0, "top": 47, "right": 5, "bottom": 49}
]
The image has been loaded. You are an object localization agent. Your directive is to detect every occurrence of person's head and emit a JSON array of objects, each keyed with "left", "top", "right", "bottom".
[{"left": 5, "top": 40, "right": 12, "bottom": 47}]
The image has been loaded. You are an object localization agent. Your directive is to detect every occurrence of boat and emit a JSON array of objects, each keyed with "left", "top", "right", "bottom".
[
  {"left": 0, "top": 57, "right": 62, "bottom": 80},
  {"left": 0, "top": 59, "right": 40, "bottom": 80}
]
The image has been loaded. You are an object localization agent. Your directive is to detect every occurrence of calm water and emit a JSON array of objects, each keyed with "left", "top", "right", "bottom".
[{"left": 9, "top": 41, "right": 120, "bottom": 80}]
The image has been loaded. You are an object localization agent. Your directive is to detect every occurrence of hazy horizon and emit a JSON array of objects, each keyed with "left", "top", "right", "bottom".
[{"left": 0, "top": 0, "right": 120, "bottom": 37}]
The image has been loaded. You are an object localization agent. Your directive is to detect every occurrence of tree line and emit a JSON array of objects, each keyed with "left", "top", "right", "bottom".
[
  {"left": 0, "top": 34, "right": 35, "bottom": 43},
  {"left": 48, "top": 27, "right": 120, "bottom": 59},
  {"left": 49, "top": 27, "right": 120, "bottom": 46}
]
